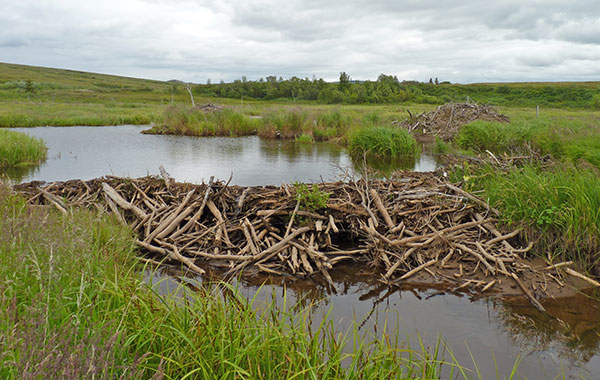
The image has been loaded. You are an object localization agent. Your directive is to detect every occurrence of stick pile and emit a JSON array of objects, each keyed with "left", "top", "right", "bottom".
[
  {"left": 401, "top": 102, "right": 510, "bottom": 140},
  {"left": 16, "top": 172, "right": 552, "bottom": 296}
]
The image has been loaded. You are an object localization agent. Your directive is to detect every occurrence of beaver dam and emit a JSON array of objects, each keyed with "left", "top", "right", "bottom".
[{"left": 14, "top": 171, "right": 599, "bottom": 312}]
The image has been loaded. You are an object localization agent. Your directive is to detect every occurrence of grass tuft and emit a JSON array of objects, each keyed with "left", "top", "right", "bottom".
[
  {"left": 349, "top": 126, "right": 419, "bottom": 159},
  {"left": 0, "top": 129, "right": 47, "bottom": 168}
]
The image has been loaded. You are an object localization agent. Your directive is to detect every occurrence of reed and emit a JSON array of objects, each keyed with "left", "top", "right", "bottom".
[
  {"left": 349, "top": 126, "right": 419, "bottom": 159},
  {"left": 455, "top": 120, "right": 541, "bottom": 154},
  {"left": 0, "top": 129, "right": 47, "bottom": 168},
  {"left": 147, "top": 105, "right": 260, "bottom": 137}
]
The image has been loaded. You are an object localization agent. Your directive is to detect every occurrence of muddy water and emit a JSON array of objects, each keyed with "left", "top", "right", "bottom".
[
  {"left": 4, "top": 126, "right": 600, "bottom": 378},
  {"left": 146, "top": 264, "right": 600, "bottom": 379},
  {"left": 2, "top": 125, "right": 437, "bottom": 184}
]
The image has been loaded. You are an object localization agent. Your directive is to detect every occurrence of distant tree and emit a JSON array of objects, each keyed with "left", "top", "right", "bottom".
[
  {"left": 25, "top": 79, "right": 35, "bottom": 100},
  {"left": 206, "top": 78, "right": 211, "bottom": 85},
  {"left": 339, "top": 72, "right": 350, "bottom": 92}
]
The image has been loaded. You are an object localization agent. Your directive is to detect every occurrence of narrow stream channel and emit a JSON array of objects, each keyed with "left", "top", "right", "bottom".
[{"left": 3, "top": 125, "right": 600, "bottom": 379}]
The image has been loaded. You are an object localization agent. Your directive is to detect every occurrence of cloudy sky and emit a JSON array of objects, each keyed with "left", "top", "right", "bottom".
[{"left": 2, "top": 0, "right": 600, "bottom": 83}]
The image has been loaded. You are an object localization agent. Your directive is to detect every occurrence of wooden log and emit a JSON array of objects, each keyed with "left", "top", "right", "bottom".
[
  {"left": 446, "top": 183, "right": 500, "bottom": 217},
  {"left": 207, "top": 199, "right": 232, "bottom": 246},
  {"left": 187, "top": 250, "right": 252, "bottom": 261},
  {"left": 482, "top": 279, "right": 496, "bottom": 292},
  {"left": 475, "top": 242, "right": 509, "bottom": 275},
  {"left": 38, "top": 187, "right": 68, "bottom": 215},
  {"left": 452, "top": 242, "right": 496, "bottom": 275},
  {"left": 145, "top": 189, "right": 195, "bottom": 242},
  {"left": 242, "top": 221, "right": 258, "bottom": 255},
  {"left": 136, "top": 240, "right": 205, "bottom": 275},
  {"left": 485, "top": 228, "right": 521, "bottom": 246},
  {"left": 102, "top": 182, "right": 147, "bottom": 220},
  {"left": 369, "top": 189, "right": 394, "bottom": 229},
  {"left": 104, "top": 193, "right": 126, "bottom": 225},
  {"left": 511, "top": 273, "right": 546, "bottom": 313},
  {"left": 544, "top": 261, "right": 573, "bottom": 270},
  {"left": 285, "top": 200, "right": 300, "bottom": 237},
  {"left": 155, "top": 204, "right": 195, "bottom": 240},
  {"left": 171, "top": 177, "right": 213, "bottom": 239},
  {"left": 564, "top": 268, "right": 600, "bottom": 287},
  {"left": 390, "top": 218, "right": 493, "bottom": 246},
  {"left": 250, "top": 227, "right": 311, "bottom": 263},
  {"left": 397, "top": 259, "right": 437, "bottom": 281}
]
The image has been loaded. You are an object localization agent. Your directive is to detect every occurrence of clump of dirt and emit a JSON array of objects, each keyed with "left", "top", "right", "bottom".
[{"left": 403, "top": 102, "right": 510, "bottom": 141}]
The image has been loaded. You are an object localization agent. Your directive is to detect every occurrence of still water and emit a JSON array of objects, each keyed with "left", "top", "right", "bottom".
[
  {"left": 147, "top": 264, "right": 600, "bottom": 380},
  {"left": 3, "top": 125, "right": 437, "bottom": 185},
  {"left": 4, "top": 126, "right": 600, "bottom": 379}
]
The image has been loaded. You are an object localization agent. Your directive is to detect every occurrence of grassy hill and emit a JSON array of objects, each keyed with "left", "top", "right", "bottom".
[
  {"left": 0, "top": 62, "right": 194, "bottom": 126},
  {"left": 1, "top": 61, "right": 600, "bottom": 128}
]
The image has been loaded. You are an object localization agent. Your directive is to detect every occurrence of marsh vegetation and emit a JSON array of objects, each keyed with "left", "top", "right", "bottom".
[{"left": 0, "top": 129, "right": 47, "bottom": 168}]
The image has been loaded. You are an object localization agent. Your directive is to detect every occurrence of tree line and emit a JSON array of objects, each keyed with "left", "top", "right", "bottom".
[{"left": 192, "top": 72, "right": 600, "bottom": 108}]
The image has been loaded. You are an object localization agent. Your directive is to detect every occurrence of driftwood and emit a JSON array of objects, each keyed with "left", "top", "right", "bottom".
[{"left": 13, "top": 171, "right": 577, "bottom": 310}]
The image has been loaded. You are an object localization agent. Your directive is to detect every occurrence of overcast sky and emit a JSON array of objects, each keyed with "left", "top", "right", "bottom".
[{"left": 2, "top": 0, "right": 600, "bottom": 84}]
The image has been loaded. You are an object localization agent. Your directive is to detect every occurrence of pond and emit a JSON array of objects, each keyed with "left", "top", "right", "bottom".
[
  {"left": 3, "top": 125, "right": 600, "bottom": 379},
  {"left": 2, "top": 125, "right": 438, "bottom": 185},
  {"left": 147, "top": 264, "right": 600, "bottom": 379}
]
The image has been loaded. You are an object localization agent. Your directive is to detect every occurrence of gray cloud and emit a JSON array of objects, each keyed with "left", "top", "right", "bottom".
[{"left": 1, "top": 0, "right": 600, "bottom": 83}]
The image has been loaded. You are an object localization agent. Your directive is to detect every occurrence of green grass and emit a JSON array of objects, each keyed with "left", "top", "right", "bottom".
[
  {"left": 295, "top": 133, "right": 314, "bottom": 143},
  {"left": 455, "top": 120, "right": 540, "bottom": 155},
  {"left": 0, "top": 129, "right": 47, "bottom": 168},
  {"left": 349, "top": 126, "right": 419, "bottom": 159},
  {"left": 458, "top": 164, "right": 600, "bottom": 265},
  {"left": 0, "top": 186, "right": 479, "bottom": 379},
  {"left": 0, "top": 102, "right": 158, "bottom": 127},
  {"left": 145, "top": 105, "right": 260, "bottom": 137}
]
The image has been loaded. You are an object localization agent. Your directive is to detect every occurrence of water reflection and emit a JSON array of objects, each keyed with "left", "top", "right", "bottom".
[
  {"left": 0, "top": 165, "right": 40, "bottom": 183},
  {"left": 499, "top": 291, "right": 600, "bottom": 367},
  {"left": 144, "top": 263, "right": 599, "bottom": 379}
]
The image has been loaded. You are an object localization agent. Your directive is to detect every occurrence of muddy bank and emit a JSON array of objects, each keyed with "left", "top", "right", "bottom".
[{"left": 13, "top": 172, "right": 598, "bottom": 308}]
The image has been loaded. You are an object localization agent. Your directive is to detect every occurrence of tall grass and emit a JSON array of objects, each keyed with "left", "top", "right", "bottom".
[
  {"left": 349, "top": 126, "right": 419, "bottom": 159},
  {"left": 260, "top": 108, "right": 310, "bottom": 138},
  {"left": 0, "top": 129, "right": 47, "bottom": 168},
  {"left": 455, "top": 120, "right": 543, "bottom": 154},
  {"left": 460, "top": 164, "right": 600, "bottom": 265},
  {"left": 147, "top": 105, "right": 260, "bottom": 137},
  {"left": 0, "top": 187, "right": 474, "bottom": 379},
  {"left": 532, "top": 118, "right": 600, "bottom": 169}
]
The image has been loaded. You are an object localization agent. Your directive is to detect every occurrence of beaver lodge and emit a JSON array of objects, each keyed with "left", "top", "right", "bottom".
[{"left": 13, "top": 171, "right": 600, "bottom": 313}]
